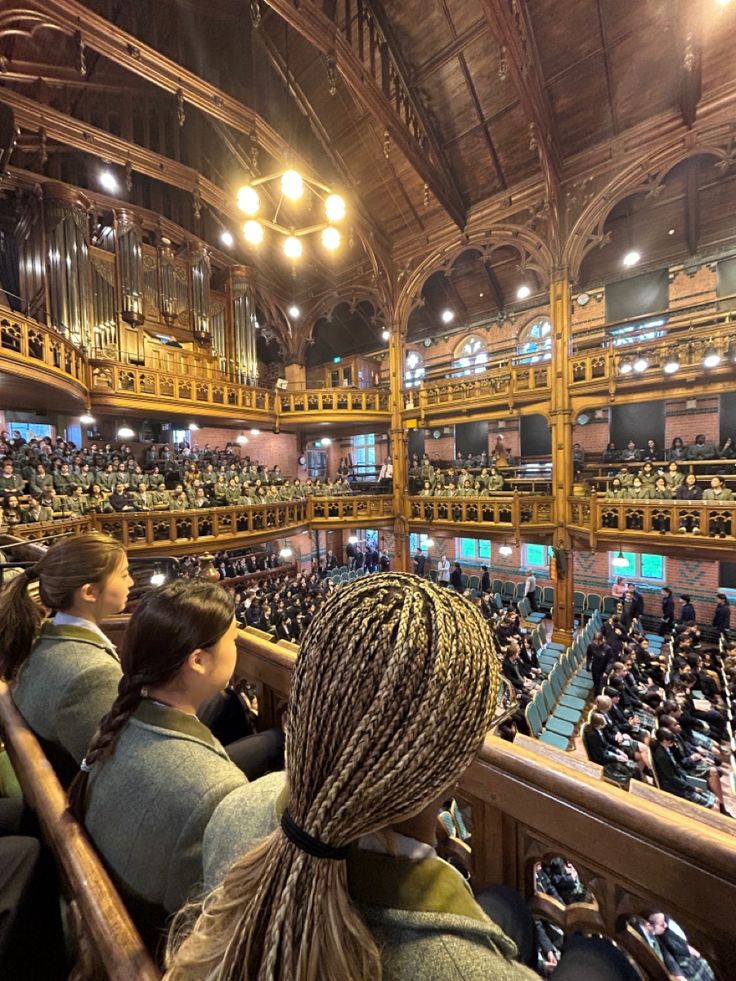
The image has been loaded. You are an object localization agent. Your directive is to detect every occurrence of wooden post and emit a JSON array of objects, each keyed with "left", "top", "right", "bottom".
[
  {"left": 388, "top": 319, "right": 409, "bottom": 571},
  {"left": 549, "top": 275, "right": 575, "bottom": 641}
]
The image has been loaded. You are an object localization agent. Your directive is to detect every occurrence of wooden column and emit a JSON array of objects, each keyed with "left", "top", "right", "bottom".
[
  {"left": 388, "top": 319, "right": 409, "bottom": 572},
  {"left": 549, "top": 275, "right": 575, "bottom": 640}
]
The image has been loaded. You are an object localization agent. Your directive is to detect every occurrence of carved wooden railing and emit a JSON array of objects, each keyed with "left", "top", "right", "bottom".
[
  {"left": 275, "top": 387, "right": 390, "bottom": 418},
  {"left": 407, "top": 493, "right": 555, "bottom": 531},
  {"left": 568, "top": 493, "right": 736, "bottom": 550},
  {"left": 89, "top": 358, "right": 275, "bottom": 416},
  {"left": 0, "top": 308, "right": 88, "bottom": 392},
  {"left": 308, "top": 494, "right": 394, "bottom": 523},
  {"left": 405, "top": 362, "right": 551, "bottom": 417},
  {"left": 233, "top": 630, "right": 736, "bottom": 981}
]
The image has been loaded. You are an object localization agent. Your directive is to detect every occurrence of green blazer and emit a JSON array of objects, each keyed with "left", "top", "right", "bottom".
[
  {"left": 203, "top": 775, "right": 536, "bottom": 981},
  {"left": 85, "top": 700, "right": 247, "bottom": 914},
  {"left": 12, "top": 622, "right": 121, "bottom": 780}
]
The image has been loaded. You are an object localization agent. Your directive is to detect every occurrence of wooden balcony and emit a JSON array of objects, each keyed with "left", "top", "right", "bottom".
[
  {"left": 407, "top": 493, "right": 555, "bottom": 536},
  {"left": 569, "top": 493, "right": 736, "bottom": 557},
  {"left": 275, "top": 388, "right": 391, "bottom": 428},
  {"left": 403, "top": 362, "right": 551, "bottom": 424},
  {"left": 89, "top": 358, "right": 275, "bottom": 422},
  {"left": 232, "top": 628, "right": 736, "bottom": 981},
  {"left": 308, "top": 494, "right": 394, "bottom": 526},
  {"left": 0, "top": 309, "right": 88, "bottom": 407}
]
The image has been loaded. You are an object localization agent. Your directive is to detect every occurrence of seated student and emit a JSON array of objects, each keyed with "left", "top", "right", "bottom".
[
  {"left": 641, "top": 912, "right": 715, "bottom": 981},
  {"left": 703, "top": 476, "right": 734, "bottom": 537},
  {"left": 664, "top": 461, "right": 684, "bottom": 491},
  {"left": 583, "top": 713, "right": 632, "bottom": 768},
  {"left": 641, "top": 439, "right": 659, "bottom": 462},
  {"left": 686, "top": 434, "right": 717, "bottom": 460},
  {"left": 69, "top": 581, "right": 251, "bottom": 956},
  {"left": 602, "top": 441, "right": 619, "bottom": 465},
  {"left": 659, "top": 714, "right": 729, "bottom": 816},
  {"left": 666, "top": 436, "right": 687, "bottom": 461},
  {"left": 594, "top": 696, "right": 649, "bottom": 778},
  {"left": 109, "top": 481, "right": 137, "bottom": 512},
  {"left": 652, "top": 728, "right": 717, "bottom": 810},
  {"left": 0, "top": 534, "right": 132, "bottom": 786},
  {"left": 21, "top": 493, "right": 54, "bottom": 523},
  {"left": 167, "top": 575, "right": 540, "bottom": 980}
]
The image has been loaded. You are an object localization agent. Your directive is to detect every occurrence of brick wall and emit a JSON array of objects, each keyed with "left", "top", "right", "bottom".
[
  {"left": 664, "top": 397, "right": 720, "bottom": 448},
  {"left": 669, "top": 265, "right": 717, "bottom": 308},
  {"left": 573, "top": 410, "right": 610, "bottom": 457}
]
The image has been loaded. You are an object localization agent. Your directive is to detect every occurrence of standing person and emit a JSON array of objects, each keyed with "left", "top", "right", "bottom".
[
  {"left": 611, "top": 576, "right": 627, "bottom": 601},
  {"left": 69, "top": 581, "right": 250, "bottom": 955},
  {"left": 481, "top": 564, "right": 491, "bottom": 594},
  {"left": 660, "top": 587, "right": 675, "bottom": 636},
  {"left": 167, "top": 575, "right": 540, "bottom": 981},
  {"left": 586, "top": 632, "right": 613, "bottom": 696},
  {"left": 436, "top": 553, "right": 450, "bottom": 586},
  {"left": 0, "top": 533, "right": 132, "bottom": 787},
  {"left": 450, "top": 561, "right": 464, "bottom": 591},
  {"left": 713, "top": 593, "right": 731, "bottom": 636},
  {"left": 679, "top": 595, "right": 696, "bottom": 627},
  {"left": 523, "top": 569, "right": 538, "bottom": 611},
  {"left": 413, "top": 548, "right": 426, "bottom": 577}
]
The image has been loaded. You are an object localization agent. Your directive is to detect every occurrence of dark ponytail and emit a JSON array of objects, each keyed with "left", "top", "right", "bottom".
[
  {"left": 0, "top": 533, "right": 123, "bottom": 682},
  {"left": 69, "top": 579, "right": 234, "bottom": 820}
]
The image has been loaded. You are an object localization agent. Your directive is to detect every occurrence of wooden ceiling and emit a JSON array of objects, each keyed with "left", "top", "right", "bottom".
[{"left": 2, "top": 0, "right": 736, "bottom": 361}]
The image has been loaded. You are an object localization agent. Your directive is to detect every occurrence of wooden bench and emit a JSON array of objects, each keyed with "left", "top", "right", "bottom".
[{"left": 0, "top": 682, "right": 160, "bottom": 981}]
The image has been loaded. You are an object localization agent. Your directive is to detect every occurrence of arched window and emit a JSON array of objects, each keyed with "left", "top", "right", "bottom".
[
  {"left": 452, "top": 335, "right": 488, "bottom": 376},
  {"left": 404, "top": 349, "right": 425, "bottom": 387},
  {"left": 517, "top": 318, "right": 552, "bottom": 363}
]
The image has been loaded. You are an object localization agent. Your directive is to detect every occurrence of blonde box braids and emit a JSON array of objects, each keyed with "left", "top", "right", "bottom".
[{"left": 166, "top": 572, "right": 500, "bottom": 981}]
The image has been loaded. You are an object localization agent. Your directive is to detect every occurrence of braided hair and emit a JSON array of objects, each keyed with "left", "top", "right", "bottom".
[
  {"left": 0, "top": 532, "right": 124, "bottom": 682},
  {"left": 166, "top": 572, "right": 500, "bottom": 981},
  {"left": 68, "top": 579, "right": 234, "bottom": 821}
]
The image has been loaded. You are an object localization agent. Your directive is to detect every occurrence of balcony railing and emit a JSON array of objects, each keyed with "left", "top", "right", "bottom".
[
  {"left": 231, "top": 626, "right": 736, "bottom": 981},
  {"left": 404, "top": 362, "right": 551, "bottom": 417},
  {"left": 407, "top": 493, "right": 555, "bottom": 530},
  {"left": 0, "top": 309, "right": 88, "bottom": 392},
  {"left": 569, "top": 493, "right": 736, "bottom": 548},
  {"left": 275, "top": 388, "right": 390, "bottom": 417},
  {"left": 89, "top": 359, "right": 275, "bottom": 416},
  {"left": 308, "top": 494, "right": 394, "bottom": 523}
]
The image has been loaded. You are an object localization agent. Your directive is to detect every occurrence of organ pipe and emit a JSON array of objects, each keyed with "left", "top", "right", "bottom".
[
  {"left": 114, "top": 209, "right": 144, "bottom": 325},
  {"left": 43, "top": 183, "right": 93, "bottom": 349}
]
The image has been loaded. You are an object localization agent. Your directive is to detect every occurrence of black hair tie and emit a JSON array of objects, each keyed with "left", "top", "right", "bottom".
[{"left": 280, "top": 810, "right": 349, "bottom": 861}]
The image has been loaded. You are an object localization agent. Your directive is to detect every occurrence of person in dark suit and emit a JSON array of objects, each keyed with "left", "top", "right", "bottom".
[
  {"left": 583, "top": 714, "right": 629, "bottom": 767},
  {"left": 449, "top": 562, "right": 463, "bottom": 591},
  {"left": 586, "top": 633, "right": 614, "bottom": 695},
  {"left": 652, "top": 729, "right": 716, "bottom": 809},
  {"left": 679, "top": 595, "right": 696, "bottom": 626},
  {"left": 413, "top": 549, "right": 426, "bottom": 577},
  {"left": 660, "top": 587, "right": 675, "bottom": 636},
  {"left": 713, "top": 593, "right": 730, "bottom": 635},
  {"left": 480, "top": 565, "right": 491, "bottom": 594}
]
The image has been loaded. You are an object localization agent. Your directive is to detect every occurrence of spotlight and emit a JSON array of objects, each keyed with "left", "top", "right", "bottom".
[
  {"left": 79, "top": 413, "right": 95, "bottom": 425},
  {"left": 703, "top": 344, "right": 721, "bottom": 369},
  {"left": 236, "top": 185, "right": 260, "bottom": 215},
  {"left": 663, "top": 352, "right": 680, "bottom": 374},
  {"left": 668, "top": 228, "right": 676, "bottom": 236},
  {"left": 288, "top": 305, "right": 300, "bottom": 318},
  {"left": 619, "top": 355, "right": 633, "bottom": 375},
  {"left": 284, "top": 235, "right": 302, "bottom": 259},
  {"left": 623, "top": 250, "right": 641, "bottom": 268},
  {"left": 632, "top": 353, "right": 649, "bottom": 373},
  {"left": 117, "top": 422, "right": 134, "bottom": 440},
  {"left": 281, "top": 169, "right": 304, "bottom": 200},
  {"left": 236, "top": 433, "right": 249, "bottom": 445},
  {"left": 279, "top": 547, "right": 293, "bottom": 559},
  {"left": 325, "top": 193, "right": 346, "bottom": 222},
  {"left": 243, "top": 220, "right": 264, "bottom": 244},
  {"left": 499, "top": 543, "right": 513, "bottom": 557},
  {"left": 516, "top": 285, "right": 531, "bottom": 300},
  {"left": 220, "top": 230, "right": 234, "bottom": 248},
  {"left": 381, "top": 329, "right": 390, "bottom": 341},
  {"left": 441, "top": 309, "right": 454, "bottom": 323},
  {"left": 99, "top": 170, "right": 119, "bottom": 194},
  {"left": 321, "top": 226, "right": 341, "bottom": 251}
]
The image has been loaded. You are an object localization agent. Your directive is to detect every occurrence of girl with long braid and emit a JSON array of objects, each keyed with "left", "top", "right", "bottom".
[
  {"left": 0, "top": 532, "right": 132, "bottom": 786},
  {"left": 68, "top": 580, "right": 249, "bottom": 960},
  {"left": 165, "top": 573, "right": 538, "bottom": 981}
]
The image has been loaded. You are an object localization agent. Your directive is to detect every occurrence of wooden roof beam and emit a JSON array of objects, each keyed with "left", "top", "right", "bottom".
[
  {"left": 480, "top": 0, "right": 561, "bottom": 191},
  {"left": 261, "top": 0, "right": 466, "bottom": 229},
  {"left": 482, "top": 259, "right": 506, "bottom": 313}
]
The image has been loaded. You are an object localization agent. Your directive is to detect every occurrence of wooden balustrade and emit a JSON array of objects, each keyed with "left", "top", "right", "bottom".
[
  {"left": 568, "top": 492, "right": 736, "bottom": 551},
  {"left": 232, "top": 629, "right": 736, "bottom": 981},
  {"left": 0, "top": 308, "right": 88, "bottom": 394},
  {"left": 308, "top": 494, "right": 394, "bottom": 523},
  {"left": 275, "top": 387, "right": 390, "bottom": 418},
  {"left": 406, "top": 493, "right": 555, "bottom": 531},
  {"left": 89, "top": 358, "right": 274, "bottom": 417},
  {"left": 404, "top": 362, "right": 551, "bottom": 417}
]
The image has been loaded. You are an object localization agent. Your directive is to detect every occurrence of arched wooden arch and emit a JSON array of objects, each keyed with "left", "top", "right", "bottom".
[
  {"left": 395, "top": 227, "right": 554, "bottom": 329},
  {"left": 563, "top": 128, "right": 736, "bottom": 281},
  {"left": 300, "top": 287, "right": 390, "bottom": 354}
]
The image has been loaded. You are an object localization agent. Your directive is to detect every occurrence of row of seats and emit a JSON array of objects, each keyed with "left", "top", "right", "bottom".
[
  {"left": 719, "top": 639, "right": 736, "bottom": 796},
  {"left": 328, "top": 566, "right": 371, "bottom": 584}
]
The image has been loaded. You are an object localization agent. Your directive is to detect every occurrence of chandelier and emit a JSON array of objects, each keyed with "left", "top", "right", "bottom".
[{"left": 236, "top": 169, "right": 346, "bottom": 260}]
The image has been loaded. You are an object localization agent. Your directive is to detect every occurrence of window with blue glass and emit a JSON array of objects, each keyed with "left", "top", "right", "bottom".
[
  {"left": 458, "top": 538, "right": 492, "bottom": 561},
  {"left": 452, "top": 336, "right": 488, "bottom": 376},
  {"left": 524, "top": 544, "right": 552, "bottom": 568},
  {"left": 609, "top": 551, "right": 665, "bottom": 582},
  {"left": 517, "top": 318, "right": 552, "bottom": 364},
  {"left": 352, "top": 433, "right": 376, "bottom": 478}
]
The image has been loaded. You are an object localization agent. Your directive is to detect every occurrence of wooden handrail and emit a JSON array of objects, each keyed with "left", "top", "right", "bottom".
[{"left": 0, "top": 682, "right": 160, "bottom": 980}]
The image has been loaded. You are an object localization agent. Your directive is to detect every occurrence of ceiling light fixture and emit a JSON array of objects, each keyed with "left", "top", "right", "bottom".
[
  {"left": 619, "top": 354, "right": 633, "bottom": 375},
  {"left": 632, "top": 352, "right": 649, "bottom": 373},
  {"left": 288, "top": 305, "right": 300, "bottom": 318},
  {"left": 236, "top": 432, "right": 249, "bottom": 445},
  {"left": 99, "top": 170, "right": 119, "bottom": 194},
  {"left": 668, "top": 228, "right": 676, "bottom": 236},
  {"left": 441, "top": 309, "right": 454, "bottom": 323},
  {"left": 284, "top": 236, "right": 302, "bottom": 260},
  {"left": 424, "top": 538, "right": 435, "bottom": 548},
  {"left": 623, "top": 250, "right": 641, "bottom": 268},
  {"left": 663, "top": 351, "right": 680, "bottom": 374},
  {"left": 237, "top": 185, "right": 260, "bottom": 216},
  {"left": 325, "top": 193, "right": 346, "bottom": 222},
  {"left": 117, "top": 421, "right": 135, "bottom": 440},
  {"left": 79, "top": 412, "right": 95, "bottom": 426},
  {"left": 348, "top": 535, "right": 359, "bottom": 544},
  {"left": 703, "top": 343, "right": 721, "bottom": 369},
  {"left": 381, "top": 329, "right": 391, "bottom": 341},
  {"left": 516, "top": 285, "right": 531, "bottom": 300},
  {"left": 320, "top": 437, "right": 332, "bottom": 446},
  {"left": 499, "top": 543, "right": 513, "bottom": 557},
  {"left": 243, "top": 220, "right": 264, "bottom": 245},
  {"left": 281, "top": 169, "right": 304, "bottom": 200},
  {"left": 279, "top": 547, "right": 294, "bottom": 559},
  {"left": 321, "top": 226, "right": 341, "bottom": 251},
  {"left": 220, "top": 230, "right": 234, "bottom": 248},
  {"left": 188, "top": 423, "right": 199, "bottom": 431},
  {"left": 250, "top": 429, "right": 261, "bottom": 435},
  {"left": 612, "top": 550, "right": 628, "bottom": 568}
]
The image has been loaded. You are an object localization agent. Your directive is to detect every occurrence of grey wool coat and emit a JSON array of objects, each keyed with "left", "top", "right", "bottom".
[
  {"left": 203, "top": 774, "right": 537, "bottom": 981},
  {"left": 12, "top": 622, "right": 121, "bottom": 772},
  {"left": 84, "top": 699, "right": 247, "bottom": 913}
]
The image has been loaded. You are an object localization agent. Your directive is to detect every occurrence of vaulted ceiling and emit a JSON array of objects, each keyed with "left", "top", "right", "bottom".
[{"left": 2, "top": 0, "right": 736, "bottom": 361}]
